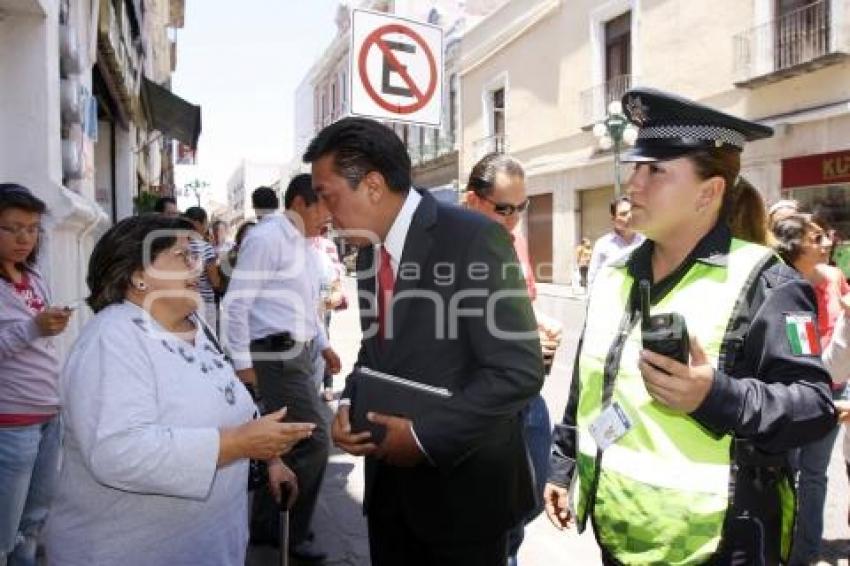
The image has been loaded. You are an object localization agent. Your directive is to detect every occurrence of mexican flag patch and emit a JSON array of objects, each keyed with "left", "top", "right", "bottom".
[{"left": 785, "top": 313, "right": 821, "bottom": 356}]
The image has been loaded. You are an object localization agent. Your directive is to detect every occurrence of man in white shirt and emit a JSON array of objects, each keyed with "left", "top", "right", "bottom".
[
  {"left": 222, "top": 186, "right": 340, "bottom": 563},
  {"left": 586, "top": 195, "right": 645, "bottom": 285}
]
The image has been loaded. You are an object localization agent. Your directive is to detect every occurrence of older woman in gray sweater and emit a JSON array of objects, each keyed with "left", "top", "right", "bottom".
[
  {"left": 0, "top": 184, "right": 72, "bottom": 566},
  {"left": 44, "top": 215, "right": 314, "bottom": 566}
]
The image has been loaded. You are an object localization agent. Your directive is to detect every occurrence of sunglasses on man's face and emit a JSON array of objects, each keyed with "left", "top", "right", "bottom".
[{"left": 483, "top": 196, "right": 529, "bottom": 217}]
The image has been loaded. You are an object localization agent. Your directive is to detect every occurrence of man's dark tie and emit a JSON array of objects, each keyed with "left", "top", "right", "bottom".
[{"left": 378, "top": 246, "right": 395, "bottom": 342}]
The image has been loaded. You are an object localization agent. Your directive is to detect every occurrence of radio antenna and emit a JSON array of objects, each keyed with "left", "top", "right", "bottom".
[{"left": 639, "top": 280, "right": 651, "bottom": 328}]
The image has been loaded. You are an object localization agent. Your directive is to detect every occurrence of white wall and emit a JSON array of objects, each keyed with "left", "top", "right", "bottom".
[
  {"left": 0, "top": 2, "right": 109, "bottom": 358},
  {"left": 293, "top": 78, "right": 316, "bottom": 161}
]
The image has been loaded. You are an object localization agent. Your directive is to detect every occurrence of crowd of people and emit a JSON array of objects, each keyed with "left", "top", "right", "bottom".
[{"left": 0, "top": 86, "right": 848, "bottom": 566}]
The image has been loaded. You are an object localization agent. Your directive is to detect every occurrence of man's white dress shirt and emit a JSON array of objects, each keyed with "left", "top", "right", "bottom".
[
  {"left": 587, "top": 230, "right": 645, "bottom": 285},
  {"left": 381, "top": 189, "right": 422, "bottom": 279},
  {"left": 224, "top": 212, "right": 328, "bottom": 370}
]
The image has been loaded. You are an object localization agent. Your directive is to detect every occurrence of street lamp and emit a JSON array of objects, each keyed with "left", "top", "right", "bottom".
[
  {"left": 592, "top": 100, "right": 639, "bottom": 197},
  {"left": 183, "top": 179, "right": 209, "bottom": 208}
]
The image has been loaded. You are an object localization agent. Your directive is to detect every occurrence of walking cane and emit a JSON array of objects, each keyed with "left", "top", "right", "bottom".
[{"left": 279, "top": 482, "right": 291, "bottom": 566}]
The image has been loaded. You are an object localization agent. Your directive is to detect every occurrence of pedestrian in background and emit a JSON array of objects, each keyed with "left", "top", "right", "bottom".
[
  {"left": 223, "top": 186, "right": 340, "bottom": 563},
  {"left": 575, "top": 237, "right": 592, "bottom": 289},
  {"left": 465, "top": 152, "right": 561, "bottom": 566},
  {"left": 43, "top": 214, "right": 310, "bottom": 566},
  {"left": 767, "top": 199, "right": 799, "bottom": 231},
  {"left": 822, "top": 294, "right": 850, "bottom": 527},
  {"left": 586, "top": 196, "right": 644, "bottom": 285},
  {"left": 0, "top": 184, "right": 72, "bottom": 566},
  {"left": 153, "top": 196, "right": 180, "bottom": 217},
  {"left": 773, "top": 213, "right": 849, "bottom": 565},
  {"left": 546, "top": 88, "right": 835, "bottom": 565},
  {"left": 211, "top": 219, "right": 233, "bottom": 257},
  {"left": 218, "top": 220, "right": 255, "bottom": 296},
  {"left": 183, "top": 206, "right": 222, "bottom": 331},
  {"left": 283, "top": 174, "right": 341, "bottom": 396},
  {"left": 310, "top": 224, "right": 347, "bottom": 403}
]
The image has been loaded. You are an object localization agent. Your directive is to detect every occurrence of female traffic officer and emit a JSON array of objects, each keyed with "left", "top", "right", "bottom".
[{"left": 544, "top": 88, "right": 836, "bottom": 565}]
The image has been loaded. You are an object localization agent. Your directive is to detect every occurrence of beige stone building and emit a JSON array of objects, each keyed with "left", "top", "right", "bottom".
[{"left": 458, "top": 0, "right": 850, "bottom": 287}]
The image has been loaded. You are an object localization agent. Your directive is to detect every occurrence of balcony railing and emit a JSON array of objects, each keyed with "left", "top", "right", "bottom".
[
  {"left": 409, "top": 137, "right": 457, "bottom": 167},
  {"left": 734, "top": 0, "right": 846, "bottom": 86},
  {"left": 580, "top": 74, "right": 633, "bottom": 127},
  {"left": 472, "top": 134, "right": 508, "bottom": 159}
]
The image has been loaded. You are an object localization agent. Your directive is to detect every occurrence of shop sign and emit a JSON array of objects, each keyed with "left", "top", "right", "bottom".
[{"left": 782, "top": 150, "right": 850, "bottom": 188}]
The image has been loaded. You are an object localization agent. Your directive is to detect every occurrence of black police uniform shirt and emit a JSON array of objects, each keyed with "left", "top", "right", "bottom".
[{"left": 549, "top": 221, "right": 836, "bottom": 488}]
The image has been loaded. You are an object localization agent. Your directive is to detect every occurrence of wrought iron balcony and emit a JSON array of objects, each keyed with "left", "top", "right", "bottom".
[
  {"left": 580, "top": 74, "right": 633, "bottom": 127},
  {"left": 734, "top": 0, "right": 847, "bottom": 87},
  {"left": 472, "top": 134, "right": 508, "bottom": 159}
]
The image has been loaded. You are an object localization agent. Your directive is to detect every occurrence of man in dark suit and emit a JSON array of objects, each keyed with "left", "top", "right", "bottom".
[{"left": 303, "top": 117, "right": 544, "bottom": 566}]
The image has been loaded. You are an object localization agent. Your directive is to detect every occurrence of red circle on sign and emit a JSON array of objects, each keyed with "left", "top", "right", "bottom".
[{"left": 357, "top": 23, "right": 437, "bottom": 114}]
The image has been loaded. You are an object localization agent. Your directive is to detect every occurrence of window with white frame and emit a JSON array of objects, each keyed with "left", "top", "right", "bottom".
[
  {"left": 604, "top": 11, "right": 631, "bottom": 102},
  {"left": 491, "top": 88, "right": 505, "bottom": 138},
  {"left": 480, "top": 74, "right": 508, "bottom": 155},
  {"left": 588, "top": 0, "right": 638, "bottom": 122}
]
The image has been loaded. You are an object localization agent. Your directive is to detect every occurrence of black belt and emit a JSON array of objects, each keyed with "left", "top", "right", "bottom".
[{"left": 250, "top": 331, "right": 303, "bottom": 351}]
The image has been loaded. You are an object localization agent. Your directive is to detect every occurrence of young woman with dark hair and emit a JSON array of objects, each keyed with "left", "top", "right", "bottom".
[
  {"left": 217, "top": 220, "right": 256, "bottom": 295},
  {"left": 0, "top": 183, "right": 72, "bottom": 565},
  {"left": 182, "top": 206, "right": 223, "bottom": 331}
]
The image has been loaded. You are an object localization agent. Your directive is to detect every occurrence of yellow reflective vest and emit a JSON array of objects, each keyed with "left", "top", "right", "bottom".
[{"left": 573, "top": 238, "right": 795, "bottom": 565}]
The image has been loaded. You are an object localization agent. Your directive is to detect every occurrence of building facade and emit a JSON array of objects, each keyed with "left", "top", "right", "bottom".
[
  {"left": 458, "top": 0, "right": 850, "bottom": 287},
  {"left": 0, "top": 0, "right": 195, "bottom": 354},
  {"left": 225, "top": 160, "right": 287, "bottom": 226}
]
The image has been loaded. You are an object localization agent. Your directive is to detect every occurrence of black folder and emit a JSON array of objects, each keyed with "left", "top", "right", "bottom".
[{"left": 349, "top": 366, "right": 453, "bottom": 444}]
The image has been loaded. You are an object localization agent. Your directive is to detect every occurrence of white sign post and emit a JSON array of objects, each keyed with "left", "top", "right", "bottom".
[{"left": 349, "top": 9, "right": 443, "bottom": 127}]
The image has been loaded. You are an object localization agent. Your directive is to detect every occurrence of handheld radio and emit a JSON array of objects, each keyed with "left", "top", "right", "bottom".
[{"left": 639, "top": 280, "right": 690, "bottom": 366}]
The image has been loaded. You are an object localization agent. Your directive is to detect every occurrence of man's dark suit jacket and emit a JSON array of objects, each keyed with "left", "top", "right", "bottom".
[{"left": 342, "top": 190, "right": 544, "bottom": 544}]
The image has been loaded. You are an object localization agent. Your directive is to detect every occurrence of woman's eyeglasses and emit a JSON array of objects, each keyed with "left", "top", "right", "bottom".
[{"left": 0, "top": 225, "right": 42, "bottom": 239}]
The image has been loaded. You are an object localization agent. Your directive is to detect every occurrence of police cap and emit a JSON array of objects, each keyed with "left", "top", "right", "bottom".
[{"left": 620, "top": 87, "right": 773, "bottom": 162}]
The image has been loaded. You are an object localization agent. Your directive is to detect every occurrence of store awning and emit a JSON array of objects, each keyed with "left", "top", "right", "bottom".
[{"left": 141, "top": 77, "right": 202, "bottom": 149}]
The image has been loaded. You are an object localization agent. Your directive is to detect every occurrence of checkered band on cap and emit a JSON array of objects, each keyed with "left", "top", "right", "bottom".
[{"left": 638, "top": 125, "right": 746, "bottom": 149}]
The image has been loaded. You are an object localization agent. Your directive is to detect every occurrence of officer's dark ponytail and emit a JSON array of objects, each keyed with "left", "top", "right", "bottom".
[
  {"left": 725, "top": 177, "right": 769, "bottom": 245},
  {"left": 689, "top": 148, "right": 769, "bottom": 245}
]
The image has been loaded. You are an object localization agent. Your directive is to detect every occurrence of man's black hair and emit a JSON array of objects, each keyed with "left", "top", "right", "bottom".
[
  {"left": 610, "top": 195, "right": 631, "bottom": 217},
  {"left": 284, "top": 174, "right": 318, "bottom": 210},
  {"left": 302, "top": 117, "right": 411, "bottom": 193},
  {"left": 183, "top": 206, "right": 208, "bottom": 224},
  {"left": 153, "top": 196, "right": 177, "bottom": 213},
  {"left": 465, "top": 153, "right": 525, "bottom": 198},
  {"left": 252, "top": 186, "right": 279, "bottom": 211}
]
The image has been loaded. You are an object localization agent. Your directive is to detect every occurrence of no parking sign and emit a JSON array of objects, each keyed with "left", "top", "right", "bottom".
[{"left": 350, "top": 9, "right": 443, "bottom": 126}]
